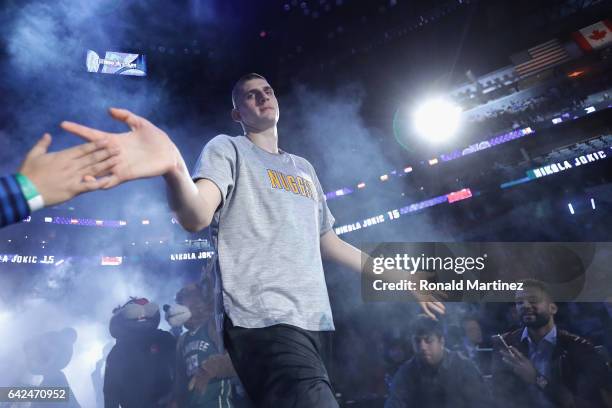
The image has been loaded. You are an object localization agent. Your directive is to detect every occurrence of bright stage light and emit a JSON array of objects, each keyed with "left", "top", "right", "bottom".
[{"left": 412, "top": 98, "right": 462, "bottom": 143}]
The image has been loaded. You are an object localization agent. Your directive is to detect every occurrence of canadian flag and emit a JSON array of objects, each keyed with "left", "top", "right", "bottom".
[{"left": 572, "top": 20, "right": 612, "bottom": 52}]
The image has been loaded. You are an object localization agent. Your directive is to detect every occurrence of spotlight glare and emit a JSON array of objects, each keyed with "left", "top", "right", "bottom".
[
  {"left": 568, "top": 203, "right": 575, "bottom": 215},
  {"left": 412, "top": 97, "right": 461, "bottom": 143},
  {"left": 591, "top": 198, "right": 596, "bottom": 210}
]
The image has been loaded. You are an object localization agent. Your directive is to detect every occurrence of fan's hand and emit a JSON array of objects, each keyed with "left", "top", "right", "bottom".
[
  {"left": 501, "top": 346, "right": 537, "bottom": 384},
  {"left": 18, "top": 133, "right": 119, "bottom": 206}
]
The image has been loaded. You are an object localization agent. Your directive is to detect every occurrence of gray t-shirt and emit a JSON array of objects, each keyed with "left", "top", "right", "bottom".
[{"left": 192, "top": 134, "right": 335, "bottom": 331}]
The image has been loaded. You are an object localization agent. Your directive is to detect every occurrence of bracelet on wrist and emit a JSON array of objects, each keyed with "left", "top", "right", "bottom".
[{"left": 15, "top": 173, "right": 45, "bottom": 212}]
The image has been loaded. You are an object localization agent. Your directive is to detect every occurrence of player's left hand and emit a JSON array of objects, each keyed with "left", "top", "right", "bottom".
[
  {"left": 416, "top": 297, "right": 446, "bottom": 320},
  {"left": 409, "top": 270, "right": 446, "bottom": 320}
]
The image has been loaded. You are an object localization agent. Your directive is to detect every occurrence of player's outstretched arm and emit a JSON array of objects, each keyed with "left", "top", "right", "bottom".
[
  {"left": 320, "top": 230, "right": 446, "bottom": 320},
  {"left": 61, "top": 108, "right": 180, "bottom": 186},
  {"left": 61, "top": 108, "right": 220, "bottom": 232},
  {"left": 164, "top": 169, "right": 221, "bottom": 232}
]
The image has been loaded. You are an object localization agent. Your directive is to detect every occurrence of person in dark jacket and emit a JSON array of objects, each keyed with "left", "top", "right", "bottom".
[
  {"left": 104, "top": 297, "right": 176, "bottom": 408},
  {"left": 385, "top": 315, "right": 491, "bottom": 408},
  {"left": 492, "top": 279, "right": 612, "bottom": 407},
  {"left": 168, "top": 282, "right": 250, "bottom": 408}
]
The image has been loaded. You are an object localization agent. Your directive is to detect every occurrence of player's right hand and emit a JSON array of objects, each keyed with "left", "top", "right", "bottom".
[{"left": 61, "top": 108, "right": 180, "bottom": 188}]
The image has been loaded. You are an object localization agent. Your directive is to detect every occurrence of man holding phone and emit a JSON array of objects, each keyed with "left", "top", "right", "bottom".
[{"left": 491, "top": 279, "right": 612, "bottom": 407}]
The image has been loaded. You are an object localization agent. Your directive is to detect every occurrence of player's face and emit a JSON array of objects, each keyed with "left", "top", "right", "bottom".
[
  {"left": 515, "top": 287, "right": 556, "bottom": 328},
  {"left": 235, "top": 78, "right": 279, "bottom": 130}
]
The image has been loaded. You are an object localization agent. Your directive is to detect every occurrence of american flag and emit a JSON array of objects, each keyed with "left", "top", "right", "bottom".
[{"left": 511, "top": 39, "right": 570, "bottom": 78}]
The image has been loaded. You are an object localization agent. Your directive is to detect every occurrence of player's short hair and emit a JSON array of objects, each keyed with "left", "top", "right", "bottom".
[
  {"left": 232, "top": 73, "right": 268, "bottom": 108},
  {"left": 411, "top": 314, "right": 444, "bottom": 339}
]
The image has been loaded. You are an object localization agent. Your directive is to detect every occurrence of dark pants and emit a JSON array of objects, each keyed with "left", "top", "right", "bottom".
[{"left": 224, "top": 317, "right": 339, "bottom": 408}]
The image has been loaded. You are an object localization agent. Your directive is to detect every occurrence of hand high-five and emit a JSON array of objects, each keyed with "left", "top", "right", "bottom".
[
  {"left": 61, "top": 108, "right": 180, "bottom": 188},
  {"left": 18, "top": 133, "right": 119, "bottom": 206}
]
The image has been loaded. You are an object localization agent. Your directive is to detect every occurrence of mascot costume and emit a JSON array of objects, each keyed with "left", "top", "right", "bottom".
[
  {"left": 23, "top": 327, "right": 81, "bottom": 408},
  {"left": 164, "top": 282, "right": 251, "bottom": 408},
  {"left": 104, "top": 297, "right": 176, "bottom": 408}
]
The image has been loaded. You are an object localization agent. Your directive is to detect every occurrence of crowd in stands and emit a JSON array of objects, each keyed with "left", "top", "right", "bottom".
[
  {"left": 465, "top": 70, "right": 612, "bottom": 139},
  {"left": 333, "top": 281, "right": 612, "bottom": 407}
]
